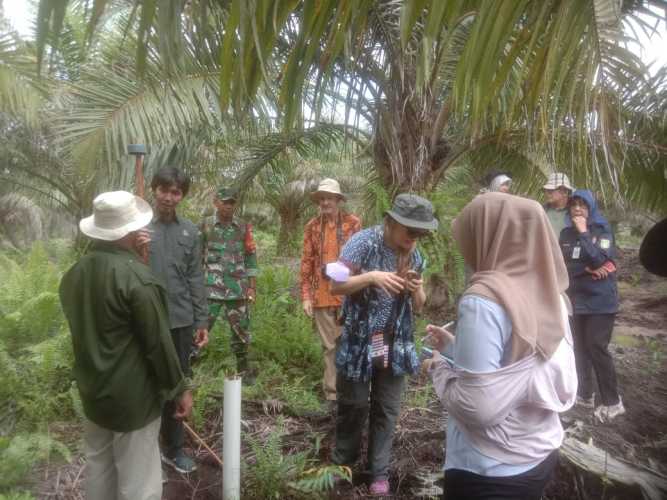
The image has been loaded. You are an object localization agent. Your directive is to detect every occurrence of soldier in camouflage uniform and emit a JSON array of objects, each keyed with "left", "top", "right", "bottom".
[{"left": 201, "top": 187, "right": 258, "bottom": 376}]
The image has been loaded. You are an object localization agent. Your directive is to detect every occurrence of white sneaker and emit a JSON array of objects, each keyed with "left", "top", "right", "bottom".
[{"left": 594, "top": 397, "right": 625, "bottom": 423}]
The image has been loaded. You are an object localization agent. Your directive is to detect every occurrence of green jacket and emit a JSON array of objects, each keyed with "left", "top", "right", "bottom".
[
  {"left": 59, "top": 242, "right": 186, "bottom": 432},
  {"left": 544, "top": 205, "right": 568, "bottom": 239},
  {"left": 147, "top": 215, "right": 208, "bottom": 329}
]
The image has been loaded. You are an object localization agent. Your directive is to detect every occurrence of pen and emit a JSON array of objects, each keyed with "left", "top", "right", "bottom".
[{"left": 423, "top": 321, "right": 455, "bottom": 344}]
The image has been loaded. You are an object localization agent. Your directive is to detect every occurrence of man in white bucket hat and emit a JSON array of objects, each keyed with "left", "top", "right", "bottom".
[
  {"left": 300, "top": 178, "right": 361, "bottom": 410},
  {"left": 59, "top": 191, "right": 193, "bottom": 500},
  {"left": 543, "top": 172, "right": 574, "bottom": 238}
]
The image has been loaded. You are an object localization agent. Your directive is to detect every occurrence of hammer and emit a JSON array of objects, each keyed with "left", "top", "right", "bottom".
[{"left": 128, "top": 144, "right": 149, "bottom": 262}]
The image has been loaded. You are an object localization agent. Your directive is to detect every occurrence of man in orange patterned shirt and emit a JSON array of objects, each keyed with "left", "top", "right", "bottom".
[{"left": 300, "top": 179, "right": 361, "bottom": 406}]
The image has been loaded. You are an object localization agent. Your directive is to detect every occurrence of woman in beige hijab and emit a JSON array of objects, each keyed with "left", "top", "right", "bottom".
[{"left": 425, "top": 193, "right": 577, "bottom": 500}]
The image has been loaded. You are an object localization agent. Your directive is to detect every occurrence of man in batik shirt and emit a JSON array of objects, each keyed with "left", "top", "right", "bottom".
[
  {"left": 201, "top": 187, "right": 258, "bottom": 378},
  {"left": 300, "top": 178, "right": 361, "bottom": 407}
]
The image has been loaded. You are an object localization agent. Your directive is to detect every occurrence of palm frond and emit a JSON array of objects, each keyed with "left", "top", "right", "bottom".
[
  {"left": 0, "top": 33, "right": 44, "bottom": 127},
  {"left": 232, "top": 123, "right": 348, "bottom": 191}
]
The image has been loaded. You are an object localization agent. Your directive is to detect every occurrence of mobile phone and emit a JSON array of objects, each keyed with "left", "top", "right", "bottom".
[{"left": 419, "top": 345, "right": 454, "bottom": 364}]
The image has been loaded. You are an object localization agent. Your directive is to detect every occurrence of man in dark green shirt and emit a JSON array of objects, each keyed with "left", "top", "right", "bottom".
[
  {"left": 146, "top": 167, "right": 208, "bottom": 473},
  {"left": 60, "top": 190, "right": 192, "bottom": 500}
]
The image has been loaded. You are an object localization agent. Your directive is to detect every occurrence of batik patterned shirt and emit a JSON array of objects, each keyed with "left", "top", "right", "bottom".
[
  {"left": 300, "top": 212, "right": 361, "bottom": 307},
  {"left": 335, "top": 226, "right": 425, "bottom": 382}
]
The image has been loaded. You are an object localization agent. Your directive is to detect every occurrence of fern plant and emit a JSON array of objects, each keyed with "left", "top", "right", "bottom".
[
  {"left": 0, "top": 433, "right": 70, "bottom": 489},
  {"left": 289, "top": 465, "right": 352, "bottom": 495},
  {"left": 244, "top": 417, "right": 310, "bottom": 499},
  {"left": 0, "top": 243, "right": 68, "bottom": 353}
]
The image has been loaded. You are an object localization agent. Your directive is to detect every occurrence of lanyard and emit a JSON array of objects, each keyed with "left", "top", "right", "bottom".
[{"left": 319, "top": 213, "right": 343, "bottom": 262}]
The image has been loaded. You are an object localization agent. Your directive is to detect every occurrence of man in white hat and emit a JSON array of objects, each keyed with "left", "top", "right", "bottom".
[
  {"left": 543, "top": 172, "right": 574, "bottom": 238},
  {"left": 59, "top": 191, "right": 193, "bottom": 500},
  {"left": 300, "top": 178, "right": 361, "bottom": 408}
]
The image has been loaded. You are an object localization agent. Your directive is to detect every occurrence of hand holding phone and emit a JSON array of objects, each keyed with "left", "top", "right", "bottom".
[{"left": 405, "top": 269, "right": 423, "bottom": 293}]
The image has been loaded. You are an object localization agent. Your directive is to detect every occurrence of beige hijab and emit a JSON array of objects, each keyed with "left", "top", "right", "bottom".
[{"left": 452, "top": 193, "right": 569, "bottom": 362}]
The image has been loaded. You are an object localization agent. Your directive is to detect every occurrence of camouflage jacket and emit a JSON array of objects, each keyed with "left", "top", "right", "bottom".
[{"left": 201, "top": 216, "right": 258, "bottom": 301}]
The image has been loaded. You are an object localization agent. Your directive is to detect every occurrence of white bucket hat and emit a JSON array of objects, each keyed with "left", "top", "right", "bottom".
[
  {"left": 543, "top": 172, "right": 573, "bottom": 191},
  {"left": 310, "top": 178, "right": 346, "bottom": 202},
  {"left": 79, "top": 191, "right": 153, "bottom": 241}
]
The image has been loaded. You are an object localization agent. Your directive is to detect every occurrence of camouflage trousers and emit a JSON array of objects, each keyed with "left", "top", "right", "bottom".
[{"left": 208, "top": 299, "right": 251, "bottom": 362}]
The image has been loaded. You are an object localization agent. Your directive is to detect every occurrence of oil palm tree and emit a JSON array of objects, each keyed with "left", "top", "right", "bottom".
[{"left": 34, "top": 0, "right": 667, "bottom": 211}]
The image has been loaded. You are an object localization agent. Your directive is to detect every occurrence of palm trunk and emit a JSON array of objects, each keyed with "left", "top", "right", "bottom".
[
  {"left": 372, "top": 84, "right": 450, "bottom": 193},
  {"left": 276, "top": 209, "right": 300, "bottom": 257}
]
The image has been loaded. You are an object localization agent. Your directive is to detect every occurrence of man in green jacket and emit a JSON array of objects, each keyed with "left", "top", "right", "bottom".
[{"left": 59, "top": 191, "right": 193, "bottom": 500}]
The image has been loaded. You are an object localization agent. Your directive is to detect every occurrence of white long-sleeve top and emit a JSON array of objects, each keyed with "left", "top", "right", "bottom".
[{"left": 431, "top": 295, "right": 577, "bottom": 473}]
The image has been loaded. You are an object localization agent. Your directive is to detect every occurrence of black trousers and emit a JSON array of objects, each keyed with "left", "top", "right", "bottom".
[
  {"left": 571, "top": 313, "right": 620, "bottom": 406},
  {"left": 443, "top": 449, "right": 559, "bottom": 500},
  {"left": 161, "top": 325, "right": 193, "bottom": 456}
]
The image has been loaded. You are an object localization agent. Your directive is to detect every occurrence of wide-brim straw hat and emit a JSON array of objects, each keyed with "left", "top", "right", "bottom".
[
  {"left": 79, "top": 191, "right": 153, "bottom": 241},
  {"left": 543, "top": 172, "right": 573, "bottom": 191},
  {"left": 310, "top": 178, "right": 346, "bottom": 202}
]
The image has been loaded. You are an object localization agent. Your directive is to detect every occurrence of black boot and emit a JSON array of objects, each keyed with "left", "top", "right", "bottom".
[{"left": 235, "top": 352, "right": 255, "bottom": 385}]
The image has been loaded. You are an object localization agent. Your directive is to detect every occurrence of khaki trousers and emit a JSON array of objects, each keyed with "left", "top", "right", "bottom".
[
  {"left": 83, "top": 416, "right": 162, "bottom": 500},
  {"left": 313, "top": 307, "right": 342, "bottom": 400}
]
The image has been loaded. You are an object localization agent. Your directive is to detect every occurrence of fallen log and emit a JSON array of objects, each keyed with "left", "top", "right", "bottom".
[{"left": 560, "top": 437, "right": 667, "bottom": 500}]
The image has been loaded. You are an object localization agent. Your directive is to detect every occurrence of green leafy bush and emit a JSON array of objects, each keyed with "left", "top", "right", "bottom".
[
  {"left": 192, "top": 263, "right": 324, "bottom": 419},
  {"left": 0, "top": 245, "right": 76, "bottom": 433},
  {"left": 0, "top": 434, "right": 70, "bottom": 489},
  {"left": 0, "top": 243, "right": 68, "bottom": 353},
  {"left": 0, "top": 491, "right": 35, "bottom": 500}
]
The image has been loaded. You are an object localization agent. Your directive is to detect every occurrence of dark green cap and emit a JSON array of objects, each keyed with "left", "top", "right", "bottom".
[
  {"left": 216, "top": 187, "right": 237, "bottom": 201},
  {"left": 385, "top": 194, "right": 438, "bottom": 231}
]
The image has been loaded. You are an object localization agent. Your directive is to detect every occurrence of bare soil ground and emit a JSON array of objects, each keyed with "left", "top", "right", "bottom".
[{"left": 33, "top": 249, "right": 666, "bottom": 499}]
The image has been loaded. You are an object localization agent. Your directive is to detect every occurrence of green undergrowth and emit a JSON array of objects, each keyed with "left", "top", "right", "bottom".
[
  {"left": 0, "top": 236, "right": 433, "bottom": 495},
  {"left": 191, "top": 264, "right": 324, "bottom": 425},
  {"left": 244, "top": 417, "right": 352, "bottom": 499},
  {"left": 0, "top": 244, "right": 77, "bottom": 493}
]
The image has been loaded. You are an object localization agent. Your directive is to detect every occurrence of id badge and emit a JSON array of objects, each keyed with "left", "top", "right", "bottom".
[
  {"left": 371, "top": 332, "right": 389, "bottom": 368},
  {"left": 572, "top": 246, "right": 581, "bottom": 259}
]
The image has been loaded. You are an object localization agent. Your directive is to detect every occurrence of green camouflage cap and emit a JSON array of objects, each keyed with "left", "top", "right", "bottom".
[
  {"left": 385, "top": 193, "right": 438, "bottom": 231},
  {"left": 216, "top": 187, "right": 237, "bottom": 201}
]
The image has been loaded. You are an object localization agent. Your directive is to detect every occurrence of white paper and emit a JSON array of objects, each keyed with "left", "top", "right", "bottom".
[{"left": 326, "top": 262, "right": 350, "bottom": 282}]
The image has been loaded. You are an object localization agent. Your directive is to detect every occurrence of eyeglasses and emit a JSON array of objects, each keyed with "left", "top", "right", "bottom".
[{"left": 406, "top": 227, "right": 430, "bottom": 239}]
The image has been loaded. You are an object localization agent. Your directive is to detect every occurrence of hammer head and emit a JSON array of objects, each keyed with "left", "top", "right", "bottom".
[{"left": 127, "top": 144, "right": 147, "bottom": 155}]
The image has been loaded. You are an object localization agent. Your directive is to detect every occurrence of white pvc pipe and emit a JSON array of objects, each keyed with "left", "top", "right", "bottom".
[{"left": 223, "top": 377, "right": 242, "bottom": 500}]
